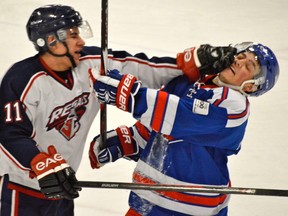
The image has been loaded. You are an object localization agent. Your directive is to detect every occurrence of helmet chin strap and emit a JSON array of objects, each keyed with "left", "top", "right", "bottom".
[
  {"left": 66, "top": 52, "right": 77, "bottom": 68},
  {"left": 47, "top": 42, "right": 77, "bottom": 68},
  {"left": 214, "top": 76, "right": 255, "bottom": 97}
]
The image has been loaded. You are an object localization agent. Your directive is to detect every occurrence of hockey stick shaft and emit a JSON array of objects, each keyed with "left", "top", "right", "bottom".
[
  {"left": 99, "top": 0, "right": 108, "bottom": 148},
  {"left": 76, "top": 181, "right": 288, "bottom": 197}
]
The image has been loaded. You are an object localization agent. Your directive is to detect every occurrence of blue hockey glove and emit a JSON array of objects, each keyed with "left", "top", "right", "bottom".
[
  {"left": 89, "top": 68, "right": 141, "bottom": 113},
  {"left": 89, "top": 125, "right": 140, "bottom": 169}
]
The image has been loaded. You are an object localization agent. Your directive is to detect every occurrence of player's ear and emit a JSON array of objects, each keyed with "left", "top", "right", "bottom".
[{"left": 47, "top": 35, "right": 57, "bottom": 47}]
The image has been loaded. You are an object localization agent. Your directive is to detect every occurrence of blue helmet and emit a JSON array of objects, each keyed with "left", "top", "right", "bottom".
[
  {"left": 26, "top": 4, "right": 92, "bottom": 52},
  {"left": 235, "top": 42, "right": 279, "bottom": 97}
]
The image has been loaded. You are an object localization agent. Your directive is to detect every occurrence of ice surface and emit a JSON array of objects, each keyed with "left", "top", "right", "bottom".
[{"left": 1, "top": 0, "right": 288, "bottom": 215}]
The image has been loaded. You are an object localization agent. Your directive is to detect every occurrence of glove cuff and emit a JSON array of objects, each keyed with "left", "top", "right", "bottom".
[
  {"left": 30, "top": 146, "right": 67, "bottom": 179},
  {"left": 176, "top": 47, "right": 201, "bottom": 82},
  {"left": 115, "top": 125, "right": 136, "bottom": 156},
  {"left": 116, "top": 74, "right": 139, "bottom": 112},
  {"left": 193, "top": 47, "right": 202, "bottom": 68}
]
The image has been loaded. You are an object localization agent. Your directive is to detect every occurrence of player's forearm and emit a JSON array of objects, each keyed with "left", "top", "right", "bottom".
[
  {"left": 0, "top": 138, "right": 40, "bottom": 169},
  {"left": 109, "top": 50, "right": 182, "bottom": 89}
]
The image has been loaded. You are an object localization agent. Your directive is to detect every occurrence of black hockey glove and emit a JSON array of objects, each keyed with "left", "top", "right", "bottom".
[
  {"left": 197, "top": 44, "right": 237, "bottom": 75},
  {"left": 31, "top": 145, "right": 81, "bottom": 200}
]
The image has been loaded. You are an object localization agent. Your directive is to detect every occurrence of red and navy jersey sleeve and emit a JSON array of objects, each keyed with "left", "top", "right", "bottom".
[
  {"left": 81, "top": 46, "right": 182, "bottom": 89},
  {"left": 0, "top": 56, "right": 42, "bottom": 168}
]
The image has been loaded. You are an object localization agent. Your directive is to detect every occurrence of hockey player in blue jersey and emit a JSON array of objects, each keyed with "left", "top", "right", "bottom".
[
  {"left": 0, "top": 4, "right": 237, "bottom": 216},
  {"left": 89, "top": 42, "right": 279, "bottom": 215}
]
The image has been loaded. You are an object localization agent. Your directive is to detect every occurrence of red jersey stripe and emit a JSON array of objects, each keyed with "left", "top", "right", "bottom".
[
  {"left": 133, "top": 172, "right": 227, "bottom": 207},
  {"left": 151, "top": 91, "right": 169, "bottom": 132}
]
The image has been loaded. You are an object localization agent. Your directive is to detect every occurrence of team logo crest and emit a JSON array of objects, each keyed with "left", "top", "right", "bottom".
[
  {"left": 59, "top": 108, "right": 80, "bottom": 140},
  {"left": 46, "top": 93, "right": 89, "bottom": 140}
]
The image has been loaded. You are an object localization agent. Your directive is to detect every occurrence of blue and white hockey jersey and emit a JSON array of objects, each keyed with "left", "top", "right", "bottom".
[
  {"left": 128, "top": 75, "right": 250, "bottom": 215},
  {"left": 0, "top": 46, "right": 182, "bottom": 195}
]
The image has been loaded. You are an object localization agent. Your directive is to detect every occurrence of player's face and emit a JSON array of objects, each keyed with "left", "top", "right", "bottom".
[
  {"left": 218, "top": 51, "right": 261, "bottom": 87},
  {"left": 64, "top": 27, "right": 85, "bottom": 65},
  {"left": 51, "top": 27, "right": 85, "bottom": 68}
]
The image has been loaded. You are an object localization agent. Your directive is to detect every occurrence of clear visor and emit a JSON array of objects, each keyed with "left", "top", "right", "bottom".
[
  {"left": 56, "top": 20, "right": 93, "bottom": 41},
  {"left": 78, "top": 20, "right": 93, "bottom": 39}
]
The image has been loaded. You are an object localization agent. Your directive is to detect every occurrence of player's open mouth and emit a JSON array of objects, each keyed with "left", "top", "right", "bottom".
[{"left": 74, "top": 51, "right": 81, "bottom": 58}]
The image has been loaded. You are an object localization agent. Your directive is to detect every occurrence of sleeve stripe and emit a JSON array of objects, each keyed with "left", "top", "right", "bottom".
[
  {"left": 111, "top": 57, "right": 179, "bottom": 69},
  {"left": 160, "top": 94, "right": 179, "bottom": 135},
  {"left": 135, "top": 121, "right": 150, "bottom": 141},
  {"left": 212, "top": 87, "right": 249, "bottom": 119},
  {"left": 213, "top": 87, "right": 229, "bottom": 107},
  {"left": 228, "top": 99, "right": 250, "bottom": 119},
  {"left": 150, "top": 91, "right": 169, "bottom": 132},
  {"left": 20, "top": 72, "right": 47, "bottom": 103},
  {"left": 80, "top": 54, "right": 179, "bottom": 69}
]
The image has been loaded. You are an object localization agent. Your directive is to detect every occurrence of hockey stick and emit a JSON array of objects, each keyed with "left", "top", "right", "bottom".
[
  {"left": 99, "top": 0, "right": 108, "bottom": 148},
  {"left": 76, "top": 181, "right": 288, "bottom": 197}
]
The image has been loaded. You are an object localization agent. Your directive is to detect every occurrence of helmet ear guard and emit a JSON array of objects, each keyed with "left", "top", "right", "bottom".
[
  {"left": 35, "top": 34, "right": 58, "bottom": 49},
  {"left": 36, "top": 38, "right": 46, "bottom": 48}
]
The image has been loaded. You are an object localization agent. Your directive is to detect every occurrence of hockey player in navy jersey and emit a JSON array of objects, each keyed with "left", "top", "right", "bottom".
[
  {"left": 0, "top": 4, "right": 236, "bottom": 216},
  {"left": 89, "top": 42, "right": 279, "bottom": 215}
]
